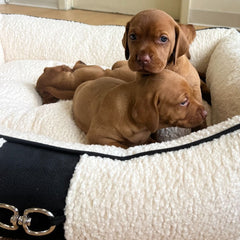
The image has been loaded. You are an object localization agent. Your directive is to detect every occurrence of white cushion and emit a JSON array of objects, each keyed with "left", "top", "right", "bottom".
[
  {"left": 0, "top": 60, "right": 86, "bottom": 143},
  {"left": 190, "top": 28, "right": 238, "bottom": 73},
  {"left": 0, "top": 14, "right": 125, "bottom": 67},
  {"left": 207, "top": 31, "right": 240, "bottom": 124}
]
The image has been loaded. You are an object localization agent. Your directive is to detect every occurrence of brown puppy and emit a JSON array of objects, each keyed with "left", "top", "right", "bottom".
[
  {"left": 178, "top": 23, "right": 196, "bottom": 45},
  {"left": 36, "top": 10, "right": 203, "bottom": 105},
  {"left": 122, "top": 9, "right": 206, "bottom": 105},
  {"left": 36, "top": 61, "right": 135, "bottom": 104},
  {"left": 73, "top": 70, "right": 207, "bottom": 148}
]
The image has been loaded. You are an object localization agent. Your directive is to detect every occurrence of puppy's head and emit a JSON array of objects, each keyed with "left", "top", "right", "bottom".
[
  {"left": 122, "top": 9, "right": 190, "bottom": 73},
  {"left": 132, "top": 70, "right": 207, "bottom": 132},
  {"left": 36, "top": 65, "right": 73, "bottom": 104},
  {"left": 158, "top": 71, "right": 207, "bottom": 128}
]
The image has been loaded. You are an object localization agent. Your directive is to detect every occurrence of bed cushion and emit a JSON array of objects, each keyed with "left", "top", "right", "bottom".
[
  {"left": 1, "top": 115, "right": 240, "bottom": 240},
  {"left": 0, "top": 60, "right": 82, "bottom": 142},
  {"left": 0, "top": 14, "right": 125, "bottom": 66},
  {"left": 0, "top": 15, "right": 4, "bottom": 64},
  {"left": 65, "top": 122, "right": 240, "bottom": 240},
  {"left": 207, "top": 31, "right": 240, "bottom": 124},
  {"left": 190, "top": 28, "right": 238, "bottom": 74}
]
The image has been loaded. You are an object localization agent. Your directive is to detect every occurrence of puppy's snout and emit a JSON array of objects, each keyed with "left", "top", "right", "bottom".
[
  {"left": 137, "top": 54, "right": 151, "bottom": 65},
  {"left": 202, "top": 110, "right": 208, "bottom": 119},
  {"left": 199, "top": 108, "right": 207, "bottom": 120}
]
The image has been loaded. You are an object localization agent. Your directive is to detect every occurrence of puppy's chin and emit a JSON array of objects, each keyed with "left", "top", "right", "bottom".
[
  {"left": 174, "top": 116, "right": 206, "bottom": 129},
  {"left": 175, "top": 121, "right": 204, "bottom": 129}
]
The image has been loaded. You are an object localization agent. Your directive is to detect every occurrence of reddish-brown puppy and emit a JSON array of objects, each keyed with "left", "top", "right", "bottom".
[
  {"left": 36, "top": 61, "right": 135, "bottom": 104},
  {"left": 36, "top": 10, "right": 203, "bottom": 105},
  {"left": 73, "top": 69, "right": 207, "bottom": 148},
  {"left": 122, "top": 10, "right": 208, "bottom": 105}
]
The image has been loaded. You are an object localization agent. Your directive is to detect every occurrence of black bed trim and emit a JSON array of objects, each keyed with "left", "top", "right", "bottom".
[
  {"left": 0, "top": 135, "right": 80, "bottom": 240},
  {"left": 1, "top": 122, "right": 240, "bottom": 161}
]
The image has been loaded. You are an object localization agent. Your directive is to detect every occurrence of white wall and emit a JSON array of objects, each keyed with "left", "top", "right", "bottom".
[
  {"left": 6, "top": 0, "right": 58, "bottom": 9},
  {"left": 189, "top": 0, "right": 240, "bottom": 28},
  {"left": 73, "top": 0, "right": 181, "bottom": 20},
  {"left": 191, "top": 0, "right": 240, "bottom": 14}
]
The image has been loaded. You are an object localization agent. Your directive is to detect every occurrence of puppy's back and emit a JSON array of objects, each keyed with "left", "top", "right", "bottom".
[{"left": 72, "top": 77, "right": 124, "bottom": 133}]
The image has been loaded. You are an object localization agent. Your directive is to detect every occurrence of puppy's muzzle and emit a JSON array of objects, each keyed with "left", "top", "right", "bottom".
[
  {"left": 137, "top": 54, "right": 151, "bottom": 66},
  {"left": 200, "top": 109, "right": 208, "bottom": 120}
]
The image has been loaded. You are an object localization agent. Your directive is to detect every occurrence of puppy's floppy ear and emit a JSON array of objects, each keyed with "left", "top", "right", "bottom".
[
  {"left": 122, "top": 21, "right": 130, "bottom": 60},
  {"left": 132, "top": 93, "right": 160, "bottom": 132},
  {"left": 178, "top": 24, "right": 196, "bottom": 44},
  {"left": 178, "top": 24, "right": 196, "bottom": 59},
  {"left": 171, "top": 24, "right": 189, "bottom": 64}
]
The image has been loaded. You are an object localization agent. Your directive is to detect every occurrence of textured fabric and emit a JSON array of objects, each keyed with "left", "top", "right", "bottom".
[
  {"left": 0, "top": 59, "right": 85, "bottom": 144},
  {"left": 0, "top": 118, "right": 240, "bottom": 240},
  {"left": 190, "top": 28, "right": 238, "bottom": 74},
  {"left": 0, "top": 14, "right": 125, "bottom": 66},
  {"left": 0, "top": 14, "right": 240, "bottom": 240},
  {"left": 207, "top": 31, "right": 240, "bottom": 124},
  {"left": 65, "top": 124, "right": 240, "bottom": 240}
]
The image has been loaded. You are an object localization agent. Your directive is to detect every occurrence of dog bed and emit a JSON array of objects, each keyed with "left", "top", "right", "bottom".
[{"left": 0, "top": 14, "right": 240, "bottom": 240}]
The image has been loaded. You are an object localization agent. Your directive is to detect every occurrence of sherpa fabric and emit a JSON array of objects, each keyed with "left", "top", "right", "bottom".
[
  {"left": 207, "top": 32, "right": 240, "bottom": 124},
  {"left": 64, "top": 124, "right": 240, "bottom": 240},
  {"left": 0, "top": 14, "right": 240, "bottom": 239},
  {"left": 0, "top": 14, "right": 125, "bottom": 66},
  {"left": 0, "top": 116, "right": 240, "bottom": 240}
]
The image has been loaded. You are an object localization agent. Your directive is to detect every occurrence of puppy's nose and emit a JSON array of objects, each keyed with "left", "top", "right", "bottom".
[
  {"left": 200, "top": 109, "right": 208, "bottom": 119},
  {"left": 137, "top": 54, "right": 151, "bottom": 65}
]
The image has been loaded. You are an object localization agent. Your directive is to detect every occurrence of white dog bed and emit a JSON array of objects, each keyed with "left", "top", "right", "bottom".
[{"left": 0, "top": 14, "right": 240, "bottom": 240}]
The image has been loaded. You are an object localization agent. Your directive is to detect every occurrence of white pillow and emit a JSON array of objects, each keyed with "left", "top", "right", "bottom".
[{"left": 206, "top": 31, "right": 240, "bottom": 124}]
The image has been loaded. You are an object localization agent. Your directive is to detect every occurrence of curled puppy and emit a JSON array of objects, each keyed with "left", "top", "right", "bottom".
[
  {"left": 36, "top": 63, "right": 107, "bottom": 104},
  {"left": 73, "top": 70, "right": 207, "bottom": 148},
  {"left": 36, "top": 61, "right": 135, "bottom": 104}
]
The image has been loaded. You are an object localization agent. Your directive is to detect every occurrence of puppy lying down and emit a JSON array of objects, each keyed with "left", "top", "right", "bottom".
[{"left": 72, "top": 70, "right": 206, "bottom": 148}]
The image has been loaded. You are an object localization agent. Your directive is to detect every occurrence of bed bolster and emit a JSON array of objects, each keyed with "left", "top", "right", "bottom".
[{"left": 0, "top": 136, "right": 79, "bottom": 239}]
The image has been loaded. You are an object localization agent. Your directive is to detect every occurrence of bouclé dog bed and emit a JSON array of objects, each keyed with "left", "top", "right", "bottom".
[{"left": 0, "top": 14, "right": 240, "bottom": 240}]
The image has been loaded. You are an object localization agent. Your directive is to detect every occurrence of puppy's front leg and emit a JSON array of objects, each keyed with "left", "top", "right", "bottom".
[
  {"left": 146, "top": 136, "right": 157, "bottom": 144},
  {"left": 87, "top": 133, "right": 129, "bottom": 149},
  {"left": 191, "top": 120, "right": 207, "bottom": 132}
]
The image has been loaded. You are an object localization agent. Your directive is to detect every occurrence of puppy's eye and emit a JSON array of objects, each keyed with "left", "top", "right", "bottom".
[
  {"left": 129, "top": 33, "right": 137, "bottom": 40},
  {"left": 160, "top": 35, "right": 168, "bottom": 43},
  {"left": 180, "top": 98, "right": 189, "bottom": 107}
]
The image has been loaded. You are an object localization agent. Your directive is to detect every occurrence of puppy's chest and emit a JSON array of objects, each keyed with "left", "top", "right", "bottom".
[
  {"left": 166, "top": 59, "right": 200, "bottom": 88},
  {"left": 166, "top": 61, "right": 184, "bottom": 76}
]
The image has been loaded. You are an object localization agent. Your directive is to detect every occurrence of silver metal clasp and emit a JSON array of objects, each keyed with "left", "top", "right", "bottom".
[
  {"left": 0, "top": 203, "right": 19, "bottom": 231},
  {"left": 0, "top": 203, "right": 56, "bottom": 236}
]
